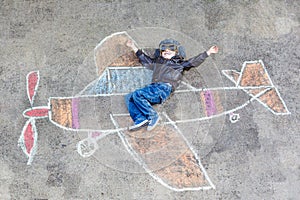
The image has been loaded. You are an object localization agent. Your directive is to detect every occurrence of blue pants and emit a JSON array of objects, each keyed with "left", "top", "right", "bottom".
[{"left": 125, "top": 82, "right": 172, "bottom": 124}]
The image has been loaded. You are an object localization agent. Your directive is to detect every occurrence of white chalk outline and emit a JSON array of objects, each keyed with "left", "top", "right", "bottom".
[
  {"left": 18, "top": 118, "right": 38, "bottom": 165},
  {"left": 221, "top": 69, "right": 240, "bottom": 85},
  {"left": 229, "top": 113, "right": 240, "bottom": 123}
]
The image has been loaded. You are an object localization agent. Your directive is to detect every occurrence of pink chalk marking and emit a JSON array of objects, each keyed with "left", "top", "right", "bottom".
[
  {"left": 72, "top": 98, "right": 80, "bottom": 129},
  {"left": 23, "top": 107, "right": 49, "bottom": 118},
  {"left": 91, "top": 132, "right": 102, "bottom": 138},
  {"left": 203, "top": 90, "right": 217, "bottom": 117},
  {"left": 27, "top": 71, "right": 39, "bottom": 106},
  {"left": 23, "top": 121, "right": 34, "bottom": 154}
]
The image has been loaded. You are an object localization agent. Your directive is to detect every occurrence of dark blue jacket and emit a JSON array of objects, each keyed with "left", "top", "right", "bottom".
[{"left": 136, "top": 49, "right": 209, "bottom": 90}]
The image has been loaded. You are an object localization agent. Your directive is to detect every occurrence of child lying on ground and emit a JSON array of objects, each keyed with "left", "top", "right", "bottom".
[{"left": 125, "top": 38, "right": 219, "bottom": 131}]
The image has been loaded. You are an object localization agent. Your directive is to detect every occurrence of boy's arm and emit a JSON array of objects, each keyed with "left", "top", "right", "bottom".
[
  {"left": 183, "top": 46, "right": 219, "bottom": 68},
  {"left": 126, "top": 40, "right": 139, "bottom": 53},
  {"left": 135, "top": 50, "right": 155, "bottom": 67},
  {"left": 127, "top": 40, "right": 155, "bottom": 68}
]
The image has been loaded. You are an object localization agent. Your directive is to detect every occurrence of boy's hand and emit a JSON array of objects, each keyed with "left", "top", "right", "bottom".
[
  {"left": 126, "top": 40, "right": 138, "bottom": 53},
  {"left": 126, "top": 40, "right": 134, "bottom": 48},
  {"left": 207, "top": 46, "right": 219, "bottom": 55}
]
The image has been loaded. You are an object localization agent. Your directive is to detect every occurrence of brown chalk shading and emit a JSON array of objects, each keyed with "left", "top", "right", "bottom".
[
  {"left": 240, "top": 62, "right": 271, "bottom": 87},
  {"left": 110, "top": 51, "right": 140, "bottom": 67},
  {"left": 50, "top": 98, "right": 73, "bottom": 128},
  {"left": 258, "top": 88, "right": 289, "bottom": 114},
  {"left": 95, "top": 32, "right": 136, "bottom": 76}
]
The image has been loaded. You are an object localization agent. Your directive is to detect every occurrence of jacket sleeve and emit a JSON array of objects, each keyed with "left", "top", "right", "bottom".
[
  {"left": 182, "top": 51, "right": 209, "bottom": 69},
  {"left": 136, "top": 49, "right": 155, "bottom": 70}
]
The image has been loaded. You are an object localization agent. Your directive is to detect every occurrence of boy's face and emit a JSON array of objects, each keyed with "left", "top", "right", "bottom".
[
  {"left": 160, "top": 44, "right": 177, "bottom": 59},
  {"left": 161, "top": 49, "right": 176, "bottom": 60}
]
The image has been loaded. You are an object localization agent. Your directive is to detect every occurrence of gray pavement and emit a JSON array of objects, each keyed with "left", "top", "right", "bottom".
[{"left": 0, "top": 0, "right": 299, "bottom": 199}]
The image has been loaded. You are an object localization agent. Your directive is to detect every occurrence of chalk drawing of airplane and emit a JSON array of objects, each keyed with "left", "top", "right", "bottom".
[{"left": 18, "top": 32, "right": 290, "bottom": 191}]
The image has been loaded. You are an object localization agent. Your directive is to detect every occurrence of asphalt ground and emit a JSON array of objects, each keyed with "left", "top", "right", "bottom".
[{"left": 0, "top": 0, "right": 299, "bottom": 199}]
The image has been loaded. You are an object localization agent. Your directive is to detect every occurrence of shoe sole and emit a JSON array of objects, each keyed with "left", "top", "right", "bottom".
[{"left": 128, "top": 120, "right": 149, "bottom": 131}]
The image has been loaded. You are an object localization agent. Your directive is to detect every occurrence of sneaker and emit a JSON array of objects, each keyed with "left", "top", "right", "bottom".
[
  {"left": 147, "top": 115, "right": 160, "bottom": 131},
  {"left": 128, "top": 119, "right": 149, "bottom": 131}
]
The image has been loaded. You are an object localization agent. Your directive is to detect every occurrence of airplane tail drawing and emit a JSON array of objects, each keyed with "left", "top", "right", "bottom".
[{"left": 222, "top": 60, "right": 290, "bottom": 115}]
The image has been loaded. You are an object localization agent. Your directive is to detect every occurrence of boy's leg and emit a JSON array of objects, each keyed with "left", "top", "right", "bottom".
[
  {"left": 132, "top": 83, "right": 172, "bottom": 121},
  {"left": 125, "top": 92, "right": 148, "bottom": 125},
  {"left": 125, "top": 83, "right": 172, "bottom": 131}
]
